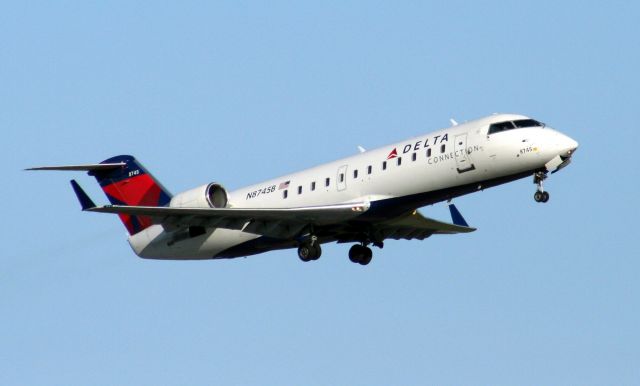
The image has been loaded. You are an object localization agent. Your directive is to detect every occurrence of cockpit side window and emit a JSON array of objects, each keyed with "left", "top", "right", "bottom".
[
  {"left": 488, "top": 121, "right": 516, "bottom": 134},
  {"left": 513, "top": 119, "right": 543, "bottom": 128}
]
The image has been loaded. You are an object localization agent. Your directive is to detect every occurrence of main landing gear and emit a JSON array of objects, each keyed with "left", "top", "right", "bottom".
[
  {"left": 349, "top": 244, "right": 373, "bottom": 266},
  {"left": 297, "top": 234, "right": 382, "bottom": 266},
  {"left": 297, "top": 236, "right": 322, "bottom": 262},
  {"left": 533, "top": 171, "right": 550, "bottom": 203}
]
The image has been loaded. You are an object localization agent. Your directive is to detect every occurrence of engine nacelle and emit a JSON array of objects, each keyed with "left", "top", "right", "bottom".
[{"left": 169, "top": 183, "right": 229, "bottom": 208}]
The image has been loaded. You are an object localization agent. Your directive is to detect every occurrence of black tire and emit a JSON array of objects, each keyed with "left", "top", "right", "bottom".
[
  {"left": 359, "top": 247, "right": 373, "bottom": 265},
  {"left": 349, "top": 244, "right": 363, "bottom": 263},
  {"left": 534, "top": 191, "right": 543, "bottom": 202},
  {"left": 541, "top": 191, "right": 550, "bottom": 203},
  {"left": 298, "top": 245, "right": 312, "bottom": 262},
  {"left": 311, "top": 244, "right": 322, "bottom": 260}
]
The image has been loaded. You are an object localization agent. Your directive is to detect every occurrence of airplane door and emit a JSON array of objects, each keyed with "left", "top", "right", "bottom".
[
  {"left": 337, "top": 165, "right": 348, "bottom": 191},
  {"left": 454, "top": 133, "right": 475, "bottom": 173}
]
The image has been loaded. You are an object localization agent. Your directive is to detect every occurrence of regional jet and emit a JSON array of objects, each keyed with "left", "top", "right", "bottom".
[{"left": 29, "top": 113, "right": 578, "bottom": 265}]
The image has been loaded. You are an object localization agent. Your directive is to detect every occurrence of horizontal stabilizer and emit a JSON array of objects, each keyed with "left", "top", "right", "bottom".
[
  {"left": 70, "top": 180, "right": 96, "bottom": 210},
  {"left": 26, "top": 163, "right": 126, "bottom": 172},
  {"left": 29, "top": 155, "right": 172, "bottom": 235}
]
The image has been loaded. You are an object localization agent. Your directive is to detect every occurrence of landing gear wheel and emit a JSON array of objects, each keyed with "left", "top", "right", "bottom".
[
  {"left": 359, "top": 247, "right": 373, "bottom": 266},
  {"left": 534, "top": 191, "right": 544, "bottom": 202},
  {"left": 533, "top": 172, "right": 549, "bottom": 203},
  {"left": 298, "top": 242, "right": 322, "bottom": 262},
  {"left": 534, "top": 190, "right": 550, "bottom": 203},
  {"left": 348, "top": 245, "right": 363, "bottom": 263},
  {"left": 348, "top": 244, "right": 373, "bottom": 265},
  {"left": 298, "top": 245, "right": 313, "bottom": 262},
  {"left": 310, "top": 244, "right": 322, "bottom": 260},
  {"left": 541, "top": 191, "right": 549, "bottom": 203}
]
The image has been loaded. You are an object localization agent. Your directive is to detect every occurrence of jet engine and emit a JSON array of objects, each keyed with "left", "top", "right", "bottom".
[{"left": 169, "top": 183, "right": 229, "bottom": 208}]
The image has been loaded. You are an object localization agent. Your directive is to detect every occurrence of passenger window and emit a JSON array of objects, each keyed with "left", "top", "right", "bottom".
[
  {"left": 325, "top": 177, "right": 330, "bottom": 187},
  {"left": 412, "top": 153, "right": 417, "bottom": 161},
  {"left": 298, "top": 186, "right": 302, "bottom": 194},
  {"left": 353, "top": 169, "right": 358, "bottom": 179},
  {"left": 339, "top": 173, "right": 344, "bottom": 183},
  {"left": 283, "top": 190, "right": 288, "bottom": 199},
  {"left": 367, "top": 165, "right": 372, "bottom": 174},
  {"left": 311, "top": 181, "right": 316, "bottom": 191},
  {"left": 382, "top": 161, "right": 387, "bottom": 170},
  {"left": 397, "top": 157, "right": 402, "bottom": 166},
  {"left": 426, "top": 148, "right": 431, "bottom": 157},
  {"left": 440, "top": 144, "right": 446, "bottom": 153}
]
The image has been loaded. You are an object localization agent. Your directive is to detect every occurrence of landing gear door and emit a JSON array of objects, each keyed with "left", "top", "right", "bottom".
[{"left": 454, "top": 133, "right": 475, "bottom": 173}]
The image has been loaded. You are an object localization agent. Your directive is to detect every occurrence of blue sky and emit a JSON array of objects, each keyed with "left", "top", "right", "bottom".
[{"left": 2, "top": 1, "right": 639, "bottom": 385}]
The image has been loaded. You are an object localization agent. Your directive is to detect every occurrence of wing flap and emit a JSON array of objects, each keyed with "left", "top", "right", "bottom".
[
  {"left": 86, "top": 202, "right": 370, "bottom": 238},
  {"left": 376, "top": 207, "right": 475, "bottom": 241},
  {"left": 88, "top": 202, "right": 369, "bottom": 222}
]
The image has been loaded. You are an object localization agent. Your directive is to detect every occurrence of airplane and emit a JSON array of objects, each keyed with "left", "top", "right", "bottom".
[{"left": 28, "top": 113, "right": 578, "bottom": 265}]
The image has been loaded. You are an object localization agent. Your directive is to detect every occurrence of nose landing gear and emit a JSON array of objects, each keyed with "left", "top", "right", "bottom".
[
  {"left": 534, "top": 190, "right": 549, "bottom": 203},
  {"left": 533, "top": 171, "right": 550, "bottom": 203}
]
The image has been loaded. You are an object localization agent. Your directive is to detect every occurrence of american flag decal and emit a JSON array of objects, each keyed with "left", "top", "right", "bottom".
[{"left": 278, "top": 180, "right": 290, "bottom": 190}]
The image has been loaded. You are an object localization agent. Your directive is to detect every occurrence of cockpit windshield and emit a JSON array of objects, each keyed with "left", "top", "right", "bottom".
[
  {"left": 488, "top": 119, "right": 544, "bottom": 134},
  {"left": 513, "top": 119, "right": 543, "bottom": 128}
]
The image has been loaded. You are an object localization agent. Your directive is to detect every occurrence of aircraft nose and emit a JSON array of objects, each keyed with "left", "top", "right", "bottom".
[
  {"left": 566, "top": 136, "right": 579, "bottom": 154},
  {"left": 558, "top": 132, "right": 579, "bottom": 157}
]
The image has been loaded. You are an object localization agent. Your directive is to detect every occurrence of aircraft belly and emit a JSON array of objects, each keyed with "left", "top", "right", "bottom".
[{"left": 132, "top": 225, "right": 260, "bottom": 260}]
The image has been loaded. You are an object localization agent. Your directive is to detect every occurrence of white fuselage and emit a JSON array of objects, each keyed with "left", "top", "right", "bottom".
[{"left": 128, "top": 113, "right": 578, "bottom": 259}]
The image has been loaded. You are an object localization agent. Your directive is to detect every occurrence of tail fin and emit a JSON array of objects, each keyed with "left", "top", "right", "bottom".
[
  {"left": 89, "top": 155, "right": 172, "bottom": 235},
  {"left": 79, "top": 155, "right": 171, "bottom": 235}
]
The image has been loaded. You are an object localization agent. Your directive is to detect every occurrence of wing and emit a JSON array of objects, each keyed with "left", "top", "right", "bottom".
[
  {"left": 71, "top": 179, "right": 473, "bottom": 241},
  {"left": 69, "top": 179, "right": 369, "bottom": 238},
  {"left": 373, "top": 207, "right": 475, "bottom": 241}
]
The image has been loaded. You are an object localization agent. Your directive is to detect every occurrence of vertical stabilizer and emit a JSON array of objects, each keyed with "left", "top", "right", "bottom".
[{"left": 90, "top": 155, "right": 172, "bottom": 235}]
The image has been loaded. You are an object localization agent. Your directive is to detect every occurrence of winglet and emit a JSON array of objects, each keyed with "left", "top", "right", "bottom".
[
  {"left": 70, "top": 180, "right": 96, "bottom": 210},
  {"left": 448, "top": 204, "right": 469, "bottom": 227}
]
